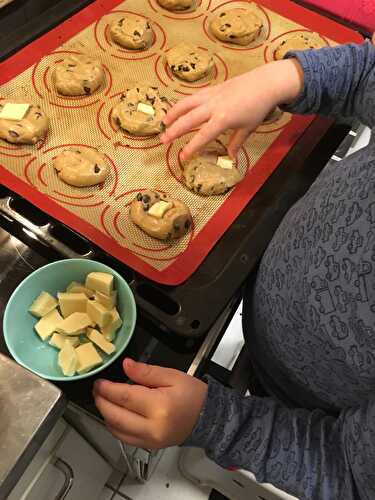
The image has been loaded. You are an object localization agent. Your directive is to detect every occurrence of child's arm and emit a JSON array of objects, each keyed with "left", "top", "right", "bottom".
[
  {"left": 162, "top": 41, "right": 375, "bottom": 160},
  {"left": 184, "top": 376, "right": 375, "bottom": 500}
]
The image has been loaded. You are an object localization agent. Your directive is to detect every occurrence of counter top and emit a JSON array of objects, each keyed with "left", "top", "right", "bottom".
[{"left": 0, "top": 353, "right": 66, "bottom": 499}]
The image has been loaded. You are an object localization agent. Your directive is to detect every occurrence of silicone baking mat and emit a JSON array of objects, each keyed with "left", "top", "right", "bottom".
[{"left": 0, "top": 0, "right": 362, "bottom": 285}]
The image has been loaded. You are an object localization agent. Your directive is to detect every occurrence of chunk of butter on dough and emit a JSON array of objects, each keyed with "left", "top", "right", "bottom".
[
  {"left": 29, "top": 291, "right": 58, "bottom": 318},
  {"left": 75, "top": 342, "right": 103, "bottom": 374},
  {"left": 217, "top": 156, "right": 233, "bottom": 170},
  {"left": 86, "top": 272, "right": 114, "bottom": 296},
  {"left": 34, "top": 308, "right": 64, "bottom": 341},
  {"left": 137, "top": 102, "right": 155, "bottom": 116},
  {"left": 49, "top": 333, "right": 80, "bottom": 350},
  {"left": 87, "top": 300, "right": 112, "bottom": 329},
  {"left": 102, "top": 308, "right": 123, "bottom": 342},
  {"left": 0, "top": 103, "right": 30, "bottom": 121},
  {"left": 58, "top": 340, "right": 78, "bottom": 376},
  {"left": 56, "top": 312, "right": 93, "bottom": 336},
  {"left": 87, "top": 328, "right": 116, "bottom": 355},
  {"left": 58, "top": 292, "right": 88, "bottom": 318},
  {"left": 148, "top": 200, "right": 173, "bottom": 219}
]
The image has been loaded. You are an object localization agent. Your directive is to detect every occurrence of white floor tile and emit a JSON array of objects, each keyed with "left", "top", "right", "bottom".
[{"left": 119, "top": 447, "right": 211, "bottom": 500}]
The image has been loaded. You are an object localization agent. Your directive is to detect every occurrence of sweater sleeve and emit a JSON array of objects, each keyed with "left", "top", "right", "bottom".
[
  {"left": 281, "top": 41, "right": 375, "bottom": 128},
  {"left": 183, "top": 376, "right": 375, "bottom": 500}
]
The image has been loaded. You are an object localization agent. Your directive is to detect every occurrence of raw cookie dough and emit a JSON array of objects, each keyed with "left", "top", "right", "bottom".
[
  {"left": 110, "top": 14, "right": 153, "bottom": 50},
  {"left": 130, "top": 190, "right": 192, "bottom": 240},
  {"left": 210, "top": 8, "right": 263, "bottom": 46},
  {"left": 167, "top": 42, "right": 214, "bottom": 82},
  {"left": 53, "top": 148, "right": 109, "bottom": 187},
  {"left": 274, "top": 33, "right": 324, "bottom": 60},
  {"left": 112, "top": 86, "right": 168, "bottom": 136},
  {"left": 157, "top": 0, "right": 196, "bottom": 11},
  {"left": 263, "top": 106, "right": 283, "bottom": 124},
  {"left": 183, "top": 141, "right": 242, "bottom": 195},
  {"left": 0, "top": 100, "right": 49, "bottom": 145},
  {"left": 53, "top": 54, "right": 105, "bottom": 96}
]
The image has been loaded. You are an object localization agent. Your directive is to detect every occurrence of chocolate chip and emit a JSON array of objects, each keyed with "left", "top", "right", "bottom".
[
  {"left": 182, "top": 66, "right": 190, "bottom": 72},
  {"left": 133, "top": 30, "right": 141, "bottom": 37},
  {"left": 173, "top": 222, "right": 180, "bottom": 231},
  {"left": 184, "top": 219, "right": 191, "bottom": 230},
  {"left": 146, "top": 22, "right": 151, "bottom": 29},
  {"left": 9, "top": 130, "right": 19, "bottom": 138},
  {"left": 136, "top": 193, "right": 143, "bottom": 201},
  {"left": 155, "top": 193, "right": 160, "bottom": 198},
  {"left": 83, "top": 86, "right": 91, "bottom": 95},
  {"left": 224, "top": 23, "right": 231, "bottom": 27},
  {"left": 196, "top": 183, "right": 202, "bottom": 193},
  {"left": 171, "top": 65, "right": 176, "bottom": 71},
  {"left": 160, "top": 96, "right": 168, "bottom": 102},
  {"left": 34, "top": 112, "right": 42, "bottom": 119},
  {"left": 191, "top": 63, "right": 196, "bottom": 69},
  {"left": 229, "top": 35, "right": 236, "bottom": 39},
  {"left": 151, "top": 86, "right": 158, "bottom": 90},
  {"left": 67, "top": 64, "right": 76, "bottom": 67},
  {"left": 160, "top": 122, "right": 166, "bottom": 133},
  {"left": 142, "top": 194, "right": 150, "bottom": 203},
  {"left": 118, "top": 18, "right": 125, "bottom": 26},
  {"left": 147, "top": 95, "right": 156, "bottom": 105},
  {"left": 143, "top": 205, "right": 150, "bottom": 211},
  {"left": 94, "top": 164, "right": 101, "bottom": 173},
  {"left": 219, "top": 12, "right": 226, "bottom": 17},
  {"left": 115, "top": 117, "right": 121, "bottom": 127}
]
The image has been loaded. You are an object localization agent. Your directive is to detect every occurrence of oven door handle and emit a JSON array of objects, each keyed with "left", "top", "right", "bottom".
[{"left": 51, "top": 458, "right": 74, "bottom": 500}]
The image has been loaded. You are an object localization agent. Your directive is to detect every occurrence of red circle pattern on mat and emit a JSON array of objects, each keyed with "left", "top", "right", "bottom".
[
  {"left": 255, "top": 112, "right": 292, "bottom": 135},
  {"left": 154, "top": 49, "right": 228, "bottom": 96},
  {"left": 165, "top": 135, "right": 251, "bottom": 187},
  {"left": 263, "top": 29, "right": 330, "bottom": 63},
  {"left": 202, "top": 1, "right": 271, "bottom": 51},
  {"left": 96, "top": 91, "right": 166, "bottom": 150},
  {"left": 94, "top": 10, "right": 167, "bottom": 61},
  {"left": 148, "top": 0, "right": 212, "bottom": 21},
  {"left": 23, "top": 144, "right": 119, "bottom": 207},
  {"left": 31, "top": 50, "right": 113, "bottom": 109},
  {"left": 100, "top": 189, "right": 195, "bottom": 261}
]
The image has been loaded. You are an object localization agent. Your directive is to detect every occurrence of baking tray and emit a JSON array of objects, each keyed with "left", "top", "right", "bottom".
[{"left": 0, "top": 0, "right": 362, "bottom": 285}]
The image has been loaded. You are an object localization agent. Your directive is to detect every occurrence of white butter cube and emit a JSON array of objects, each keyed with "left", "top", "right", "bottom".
[
  {"left": 217, "top": 156, "right": 233, "bottom": 170},
  {"left": 87, "top": 300, "right": 112, "bottom": 329},
  {"left": 66, "top": 281, "right": 95, "bottom": 298},
  {"left": 85, "top": 272, "right": 114, "bottom": 296},
  {"left": 102, "top": 308, "right": 123, "bottom": 342},
  {"left": 34, "top": 309, "right": 63, "bottom": 341},
  {"left": 29, "top": 291, "right": 58, "bottom": 318},
  {"left": 87, "top": 328, "right": 116, "bottom": 355},
  {"left": 56, "top": 312, "right": 93, "bottom": 336},
  {"left": 137, "top": 102, "right": 155, "bottom": 116},
  {"left": 75, "top": 342, "right": 103, "bottom": 374},
  {"left": 58, "top": 340, "right": 78, "bottom": 376},
  {"left": 49, "top": 333, "right": 79, "bottom": 350},
  {"left": 0, "top": 102, "right": 30, "bottom": 121},
  {"left": 148, "top": 201, "right": 173, "bottom": 219},
  {"left": 95, "top": 290, "right": 117, "bottom": 310},
  {"left": 58, "top": 292, "right": 88, "bottom": 318}
]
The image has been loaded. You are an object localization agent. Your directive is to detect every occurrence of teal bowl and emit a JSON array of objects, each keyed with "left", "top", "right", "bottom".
[{"left": 3, "top": 259, "right": 137, "bottom": 381}]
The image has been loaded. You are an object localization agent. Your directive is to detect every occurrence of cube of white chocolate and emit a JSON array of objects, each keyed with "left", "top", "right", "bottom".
[
  {"left": 75, "top": 342, "right": 103, "bottom": 374},
  {"left": 85, "top": 272, "right": 114, "bottom": 296},
  {"left": 58, "top": 292, "right": 88, "bottom": 318},
  {"left": 29, "top": 291, "right": 58, "bottom": 318},
  {"left": 34, "top": 308, "right": 63, "bottom": 341}
]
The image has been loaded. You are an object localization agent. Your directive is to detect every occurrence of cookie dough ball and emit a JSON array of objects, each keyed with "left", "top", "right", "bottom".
[
  {"left": 210, "top": 9, "right": 263, "bottom": 46},
  {"left": 0, "top": 101, "right": 49, "bottom": 145},
  {"left": 274, "top": 33, "right": 323, "bottom": 60},
  {"left": 53, "top": 148, "right": 109, "bottom": 187},
  {"left": 53, "top": 54, "right": 105, "bottom": 96},
  {"left": 157, "top": 0, "right": 196, "bottom": 11},
  {"left": 112, "top": 86, "right": 168, "bottom": 136},
  {"left": 167, "top": 42, "right": 214, "bottom": 82},
  {"left": 110, "top": 14, "right": 153, "bottom": 50},
  {"left": 263, "top": 106, "right": 283, "bottom": 124},
  {"left": 183, "top": 141, "right": 242, "bottom": 195},
  {"left": 130, "top": 190, "right": 192, "bottom": 240}
]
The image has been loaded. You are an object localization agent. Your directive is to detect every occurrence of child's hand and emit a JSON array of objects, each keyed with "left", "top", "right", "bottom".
[
  {"left": 161, "top": 58, "right": 304, "bottom": 160},
  {"left": 93, "top": 358, "right": 208, "bottom": 449}
]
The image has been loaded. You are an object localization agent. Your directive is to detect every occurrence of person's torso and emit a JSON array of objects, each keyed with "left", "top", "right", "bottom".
[{"left": 246, "top": 132, "right": 375, "bottom": 412}]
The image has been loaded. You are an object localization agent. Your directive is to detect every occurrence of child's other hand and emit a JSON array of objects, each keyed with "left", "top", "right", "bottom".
[
  {"left": 161, "top": 58, "right": 304, "bottom": 160},
  {"left": 93, "top": 358, "right": 208, "bottom": 449}
]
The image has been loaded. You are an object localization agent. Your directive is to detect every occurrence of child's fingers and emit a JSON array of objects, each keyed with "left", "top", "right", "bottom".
[
  {"left": 164, "top": 92, "right": 208, "bottom": 126},
  {"left": 161, "top": 105, "right": 210, "bottom": 144},
  {"left": 227, "top": 127, "right": 253, "bottom": 158},
  {"left": 180, "top": 117, "right": 227, "bottom": 160}
]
